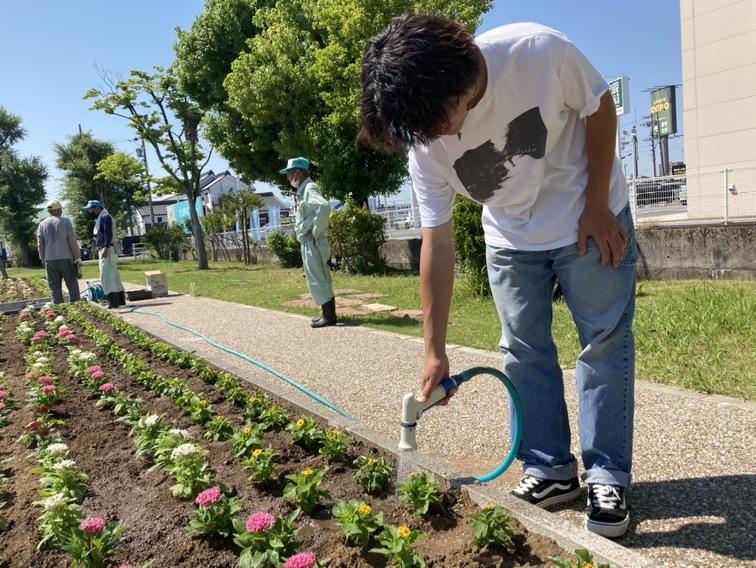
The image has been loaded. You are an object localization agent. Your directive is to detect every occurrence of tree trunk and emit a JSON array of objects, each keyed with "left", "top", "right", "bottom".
[
  {"left": 243, "top": 213, "right": 250, "bottom": 265},
  {"left": 18, "top": 242, "right": 31, "bottom": 267},
  {"left": 186, "top": 192, "right": 209, "bottom": 270}
]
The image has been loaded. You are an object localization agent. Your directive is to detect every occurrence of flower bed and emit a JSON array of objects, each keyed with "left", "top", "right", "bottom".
[
  {"left": 0, "top": 304, "right": 590, "bottom": 568},
  {"left": 0, "top": 277, "right": 40, "bottom": 303}
]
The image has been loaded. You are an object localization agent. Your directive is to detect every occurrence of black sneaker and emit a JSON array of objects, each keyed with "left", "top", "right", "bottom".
[
  {"left": 585, "top": 484, "right": 630, "bottom": 538},
  {"left": 511, "top": 475, "right": 581, "bottom": 508}
]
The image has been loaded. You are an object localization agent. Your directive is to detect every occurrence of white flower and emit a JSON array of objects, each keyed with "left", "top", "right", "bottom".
[
  {"left": 171, "top": 443, "right": 198, "bottom": 460},
  {"left": 52, "top": 459, "right": 77, "bottom": 471},
  {"left": 54, "top": 316, "right": 65, "bottom": 323},
  {"left": 168, "top": 428, "right": 192, "bottom": 439},
  {"left": 41, "top": 492, "right": 70, "bottom": 510},
  {"left": 80, "top": 352, "right": 97, "bottom": 361},
  {"left": 46, "top": 443, "right": 69, "bottom": 455},
  {"left": 143, "top": 414, "right": 161, "bottom": 427}
]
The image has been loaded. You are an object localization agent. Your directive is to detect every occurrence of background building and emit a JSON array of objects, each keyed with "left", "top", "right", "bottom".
[{"left": 681, "top": 0, "right": 756, "bottom": 220}]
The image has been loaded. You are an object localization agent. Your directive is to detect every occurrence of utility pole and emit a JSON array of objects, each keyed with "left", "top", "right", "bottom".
[
  {"left": 632, "top": 125, "right": 639, "bottom": 179},
  {"left": 136, "top": 138, "right": 154, "bottom": 233}
]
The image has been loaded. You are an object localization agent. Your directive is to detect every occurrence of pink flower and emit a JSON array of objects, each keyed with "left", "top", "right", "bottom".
[
  {"left": 66, "top": 334, "right": 81, "bottom": 345},
  {"left": 41, "top": 385, "right": 57, "bottom": 394},
  {"left": 195, "top": 486, "right": 223, "bottom": 507},
  {"left": 86, "top": 365, "right": 102, "bottom": 375},
  {"left": 0, "top": 390, "right": 6, "bottom": 399},
  {"left": 19, "top": 312, "right": 30, "bottom": 320},
  {"left": 246, "top": 512, "right": 275, "bottom": 533},
  {"left": 0, "top": 402, "right": 6, "bottom": 411},
  {"left": 80, "top": 517, "right": 106, "bottom": 535},
  {"left": 38, "top": 376, "right": 54, "bottom": 385},
  {"left": 26, "top": 420, "right": 41, "bottom": 432},
  {"left": 283, "top": 553, "right": 317, "bottom": 568},
  {"left": 119, "top": 565, "right": 135, "bottom": 568},
  {"left": 99, "top": 383, "right": 116, "bottom": 394},
  {"left": 59, "top": 327, "right": 72, "bottom": 337},
  {"left": 91, "top": 369, "right": 105, "bottom": 381}
]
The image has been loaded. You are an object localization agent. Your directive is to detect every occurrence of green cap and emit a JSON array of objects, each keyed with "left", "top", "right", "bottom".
[{"left": 279, "top": 157, "right": 310, "bottom": 175}]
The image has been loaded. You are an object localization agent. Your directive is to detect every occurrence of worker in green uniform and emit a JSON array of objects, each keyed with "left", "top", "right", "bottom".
[{"left": 280, "top": 157, "right": 336, "bottom": 328}]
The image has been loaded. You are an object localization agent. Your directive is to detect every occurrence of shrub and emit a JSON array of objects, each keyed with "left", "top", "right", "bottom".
[
  {"left": 143, "top": 224, "right": 190, "bottom": 261},
  {"left": 267, "top": 230, "right": 302, "bottom": 268},
  {"left": 328, "top": 204, "right": 386, "bottom": 274},
  {"left": 452, "top": 196, "right": 489, "bottom": 296}
]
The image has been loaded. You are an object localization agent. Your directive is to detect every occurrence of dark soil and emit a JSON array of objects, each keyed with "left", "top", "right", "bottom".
[{"left": 0, "top": 308, "right": 566, "bottom": 567}]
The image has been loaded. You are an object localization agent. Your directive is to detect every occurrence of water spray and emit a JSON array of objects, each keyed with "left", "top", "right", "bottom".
[{"left": 399, "top": 366, "right": 523, "bottom": 483}]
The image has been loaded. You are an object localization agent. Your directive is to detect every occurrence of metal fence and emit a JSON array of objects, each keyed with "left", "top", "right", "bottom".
[
  {"left": 629, "top": 166, "right": 756, "bottom": 227},
  {"left": 374, "top": 207, "right": 422, "bottom": 239}
]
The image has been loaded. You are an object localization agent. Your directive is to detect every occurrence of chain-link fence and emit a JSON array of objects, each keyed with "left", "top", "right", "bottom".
[{"left": 629, "top": 166, "right": 756, "bottom": 227}]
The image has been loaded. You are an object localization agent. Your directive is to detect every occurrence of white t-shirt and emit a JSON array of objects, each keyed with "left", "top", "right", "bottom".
[{"left": 409, "top": 23, "right": 628, "bottom": 251}]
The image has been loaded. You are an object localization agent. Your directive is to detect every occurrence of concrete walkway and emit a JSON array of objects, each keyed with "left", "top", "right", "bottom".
[{"left": 101, "top": 282, "right": 754, "bottom": 567}]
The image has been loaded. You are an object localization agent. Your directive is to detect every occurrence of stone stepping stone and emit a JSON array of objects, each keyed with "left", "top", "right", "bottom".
[
  {"left": 336, "top": 307, "right": 373, "bottom": 317},
  {"left": 335, "top": 297, "right": 364, "bottom": 307},
  {"left": 361, "top": 303, "right": 398, "bottom": 313},
  {"left": 333, "top": 289, "right": 362, "bottom": 296},
  {"left": 352, "top": 293, "right": 386, "bottom": 300}
]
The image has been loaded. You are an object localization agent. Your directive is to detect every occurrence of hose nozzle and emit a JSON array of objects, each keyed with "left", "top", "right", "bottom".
[{"left": 398, "top": 375, "right": 462, "bottom": 452}]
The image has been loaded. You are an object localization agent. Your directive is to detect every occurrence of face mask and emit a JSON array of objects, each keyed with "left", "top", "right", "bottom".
[{"left": 289, "top": 177, "right": 300, "bottom": 189}]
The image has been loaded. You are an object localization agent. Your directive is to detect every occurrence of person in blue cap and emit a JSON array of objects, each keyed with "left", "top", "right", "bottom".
[
  {"left": 280, "top": 157, "right": 336, "bottom": 328},
  {"left": 83, "top": 199, "right": 125, "bottom": 309}
]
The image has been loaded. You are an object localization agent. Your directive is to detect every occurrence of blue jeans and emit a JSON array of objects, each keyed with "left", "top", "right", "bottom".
[{"left": 486, "top": 204, "right": 636, "bottom": 487}]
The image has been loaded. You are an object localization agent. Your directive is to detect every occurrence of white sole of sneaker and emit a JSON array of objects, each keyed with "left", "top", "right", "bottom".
[
  {"left": 585, "top": 515, "right": 630, "bottom": 538},
  {"left": 535, "top": 487, "right": 582, "bottom": 509}
]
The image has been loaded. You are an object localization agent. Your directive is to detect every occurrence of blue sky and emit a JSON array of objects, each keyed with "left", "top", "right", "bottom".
[{"left": 1, "top": 0, "right": 682, "bottom": 204}]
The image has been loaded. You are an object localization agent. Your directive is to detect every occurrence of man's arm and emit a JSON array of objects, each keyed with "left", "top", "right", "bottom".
[
  {"left": 66, "top": 219, "right": 81, "bottom": 261},
  {"left": 37, "top": 223, "right": 46, "bottom": 264},
  {"left": 580, "top": 90, "right": 627, "bottom": 267},
  {"left": 295, "top": 187, "right": 320, "bottom": 239},
  {"left": 418, "top": 220, "right": 455, "bottom": 403},
  {"left": 101, "top": 215, "right": 113, "bottom": 258}
]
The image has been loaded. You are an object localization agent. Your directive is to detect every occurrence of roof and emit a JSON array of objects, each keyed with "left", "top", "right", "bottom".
[
  {"left": 201, "top": 170, "right": 253, "bottom": 193},
  {"left": 136, "top": 204, "right": 170, "bottom": 217}
]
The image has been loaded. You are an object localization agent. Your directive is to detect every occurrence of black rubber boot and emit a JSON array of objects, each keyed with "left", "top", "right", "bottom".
[
  {"left": 118, "top": 290, "right": 126, "bottom": 306},
  {"left": 107, "top": 292, "right": 119, "bottom": 309},
  {"left": 311, "top": 297, "right": 337, "bottom": 328}
]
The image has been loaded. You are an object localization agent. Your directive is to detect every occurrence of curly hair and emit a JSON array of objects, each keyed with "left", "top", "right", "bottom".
[{"left": 358, "top": 13, "right": 482, "bottom": 152}]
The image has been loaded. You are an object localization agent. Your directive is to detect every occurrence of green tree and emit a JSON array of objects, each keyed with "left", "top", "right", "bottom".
[
  {"left": 0, "top": 106, "right": 48, "bottom": 266},
  {"left": 221, "top": 189, "right": 264, "bottom": 264},
  {"left": 54, "top": 132, "right": 132, "bottom": 241},
  {"left": 174, "top": 0, "right": 278, "bottom": 185},
  {"left": 85, "top": 67, "right": 213, "bottom": 269},
  {"left": 201, "top": 208, "right": 235, "bottom": 261},
  {"left": 94, "top": 151, "right": 148, "bottom": 235},
  {"left": 175, "top": 0, "right": 491, "bottom": 203}
]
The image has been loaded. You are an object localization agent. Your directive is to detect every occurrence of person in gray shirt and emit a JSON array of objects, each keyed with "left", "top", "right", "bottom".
[{"left": 37, "top": 200, "right": 82, "bottom": 303}]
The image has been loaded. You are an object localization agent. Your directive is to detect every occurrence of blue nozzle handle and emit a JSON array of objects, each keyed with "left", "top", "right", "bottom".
[{"left": 440, "top": 376, "right": 459, "bottom": 393}]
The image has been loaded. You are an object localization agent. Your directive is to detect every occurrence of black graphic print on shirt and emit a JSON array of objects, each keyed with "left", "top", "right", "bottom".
[{"left": 453, "top": 106, "right": 547, "bottom": 203}]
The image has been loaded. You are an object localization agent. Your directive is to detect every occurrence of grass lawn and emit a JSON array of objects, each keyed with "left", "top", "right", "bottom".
[{"left": 10, "top": 260, "right": 755, "bottom": 401}]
